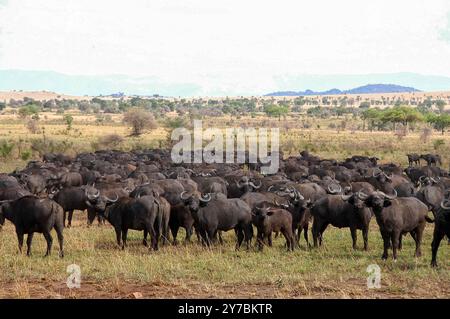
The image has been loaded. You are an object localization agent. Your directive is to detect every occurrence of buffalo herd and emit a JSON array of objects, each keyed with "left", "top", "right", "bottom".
[{"left": 0, "top": 149, "right": 449, "bottom": 267}]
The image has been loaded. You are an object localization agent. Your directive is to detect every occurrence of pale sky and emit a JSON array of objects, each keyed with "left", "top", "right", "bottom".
[{"left": 1, "top": 0, "right": 450, "bottom": 95}]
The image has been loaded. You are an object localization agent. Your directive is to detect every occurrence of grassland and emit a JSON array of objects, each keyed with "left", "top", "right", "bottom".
[{"left": 0, "top": 111, "right": 449, "bottom": 298}]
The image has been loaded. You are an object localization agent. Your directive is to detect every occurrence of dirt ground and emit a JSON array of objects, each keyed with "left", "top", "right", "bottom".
[{"left": 1, "top": 277, "right": 448, "bottom": 299}]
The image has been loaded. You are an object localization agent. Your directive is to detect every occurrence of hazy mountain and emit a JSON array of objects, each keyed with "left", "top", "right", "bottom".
[
  {"left": 266, "top": 84, "right": 421, "bottom": 96},
  {"left": 1, "top": 69, "right": 450, "bottom": 97},
  {"left": 0, "top": 69, "right": 202, "bottom": 97}
]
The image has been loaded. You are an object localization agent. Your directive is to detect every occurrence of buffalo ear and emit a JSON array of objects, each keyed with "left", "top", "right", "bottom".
[{"left": 383, "top": 199, "right": 392, "bottom": 207}]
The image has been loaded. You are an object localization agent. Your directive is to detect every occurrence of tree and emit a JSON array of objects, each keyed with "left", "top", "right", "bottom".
[
  {"left": 64, "top": 114, "right": 74, "bottom": 130},
  {"left": 18, "top": 105, "right": 40, "bottom": 119},
  {"left": 264, "top": 105, "right": 289, "bottom": 121},
  {"left": 380, "top": 106, "right": 423, "bottom": 130},
  {"left": 123, "top": 107, "right": 157, "bottom": 136},
  {"left": 435, "top": 100, "right": 446, "bottom": 113},
  {"left": 359, "top": 101, "right": 371, "bottom": 109},
  {"left": 361, "top": 108, "right": 381, "bottom": 131},
  {"left": 426, "top": 113, "right": 450, "bottom": 135}
]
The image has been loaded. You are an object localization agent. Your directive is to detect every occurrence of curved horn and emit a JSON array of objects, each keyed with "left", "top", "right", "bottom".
[
  {"left": 341, "top": 194, "right": 352, "bottom": 201},
  {"left": 267, "top": 185, "right": 274, "bottom": 192},
  {"left": 378, "top": 189, "right": 397, "bottom": 200},
  {"left": 293, "top": 188, "right": 304, "bottom": 201},
  {"left": 180, "top": 191, "right": 190, "bottom": 200},
  {"left": 373, "top": 169, "right": 382, "bottom": 178},
  {"left": 419, "top": 175, "right": 426, "bottom": 182},
  {"left": 430, "top": 177, "right": 439, "bottom": 184},
  {"left": 199, "top": 193, "right": 212, "bottom": 203},
  {"left": 328, "top": 184, "right": 342, "bottom": 194},
  {"left": 85, "top": 188, "right": 100, "bottom": 200},
  {"left": 249, "top": 180, "right": 262, "bottom": 189},
  {"left": 104, "top": 193, "right": 119, "bottom": 203},
  {"left": 441, "top": 199, "right": 450, "bottom": 210},
  {"left": 358, "top": 191, "right": 368, "bottom": 199}
]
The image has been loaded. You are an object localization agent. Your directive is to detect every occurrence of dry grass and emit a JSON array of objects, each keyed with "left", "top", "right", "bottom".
[{"left": 0, "top": 215, "right": 448, "bottom": 299}]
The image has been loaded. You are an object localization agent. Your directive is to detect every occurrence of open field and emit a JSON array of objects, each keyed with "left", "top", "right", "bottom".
[{"left": 0, "top": 106, "right": 449, "bottom": 299}]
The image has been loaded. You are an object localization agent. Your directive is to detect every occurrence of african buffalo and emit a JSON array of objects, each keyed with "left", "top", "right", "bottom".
[{"left": 0, "top": 196, "right": 64, "bottom": 257}]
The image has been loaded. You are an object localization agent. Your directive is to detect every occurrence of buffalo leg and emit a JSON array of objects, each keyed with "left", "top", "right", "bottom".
[
  {"left": 149, "top": 224, "right": 158, "bottom": 251},
  {"left": 185, "top": 226, "right": 193, "bottom": 244},
  {"left": 121, "top": 229, "right": 128, "bottom": 250},
  {"left": 319, "top": 222, "right": 329, "bottom": 246},
  {"left": 295, "top": 225, "right": 301, "bottom": 247},
  {"left": 170, "top": 225, "right": 179, "bottom": 245},
  {"left": 256, "top": 230, "right": 264, "bottom": 251},
  {"left": 304, "top": 224, "right": 311, "bottom": 248},
  {"left": 244, "top": 224, "right": 253, "bottom": 250},
  {"left": 381, "top": 232, "right": 390, "bottom": 260},
  {"left": 67, "top": 210, "right": 74, "bottom": 228},
  {"left": 312, "top": 220, "right": 321, "bottom": 248},
  {"left": 350, "top": 227, "right": 357, "bottom": 250},
  {"left": 431, "top": 229, "right": 445, "bottom": 267},
  {"left": 114, "top": 227, "right": 121, "bottom": 247},
  {"left": 282, "top": 229, "right": 294, "bottom": 251},
  {"left": 268, "top": 232, "right": 273, "bottom": 247},
  {"left": 26, "top": 233, "right": 34, "bottom": 256},
  {"left": 43, "top": 231, "right": 53, "bottom": 257},
  {"left": 55, "top": 225, "right": 64, "bottom": 258},
  {"left": 235, "top": 228, "right": 244, "bottom": 251},
  {"left": 87, "top": 208, "right": 96, "bottom": 226},
  {"left": 16, "top": 229, "right": 24, "bottom": 254},
  {"left": 391, "top": 232, "right": 400, "bottom": 261},
  {"left": 218, "top": 231, "right": 224, "bottom": 245},
  {"left": 413, "top": 228, "right": 424, "bottom": 257},
  {"left": 362, "top": 227, "right": 369, "bottom": 251},
  {"left": 143, "top": 229, "right": 148, "bottom": 247}
]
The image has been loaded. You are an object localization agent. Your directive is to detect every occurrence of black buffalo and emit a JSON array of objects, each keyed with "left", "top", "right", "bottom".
[
  {"left": 363, "top": 192, "right": 432, "bottom": 261},
  {"left": 0, "top": 196, "right": 64, "bottom": 257}
]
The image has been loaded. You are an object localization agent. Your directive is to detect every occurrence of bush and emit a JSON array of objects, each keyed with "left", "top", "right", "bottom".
[
  {"left": 0, "top": 141, "right": 14, "bottom": 159},
  {"left": 20, "top": 150, "right": 32, "bottom": 161},
  {"left": 433, "top": 139, "right": 445, "bottom": 150},
  {"left": 123, "top": 107, "right": 157, "bottom": 136},
  {"left": 26, "top": 119, "right": 41, "bottom": 134},
  {"left": 30, "top": 138, "right": 74, "bottom": 156},
  {"left": 93, "top": 134, "right": 124, "bottom": 150}
]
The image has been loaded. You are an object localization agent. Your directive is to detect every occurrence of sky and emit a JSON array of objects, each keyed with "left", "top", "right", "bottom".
[{"left": 1, "top": 0, "right": 450, "bottom": 96}]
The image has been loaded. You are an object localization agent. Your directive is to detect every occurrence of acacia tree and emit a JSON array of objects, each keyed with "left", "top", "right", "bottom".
[
  {"left": 264, "top": 104, "right": 289, "bottom": 121},
  {"left": 123, "top": 107, "right": 157, "bottom": 136},
  {"left": 426, "top": 113, "right": 450, "bottom": 135},
  {"left": 380, "top": 106, "right": 423, "bottom": 131}
]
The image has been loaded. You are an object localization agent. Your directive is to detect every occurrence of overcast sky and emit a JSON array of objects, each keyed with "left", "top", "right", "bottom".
[{"left": 1, "top": 0, "right": 450, "bottom": 95}]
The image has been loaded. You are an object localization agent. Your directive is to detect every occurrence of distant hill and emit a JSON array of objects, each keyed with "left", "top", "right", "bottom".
[{"left": 266, "top": 84, "right": 421, "bottom": 96}]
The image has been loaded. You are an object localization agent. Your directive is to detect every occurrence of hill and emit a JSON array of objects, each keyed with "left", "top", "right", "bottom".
[{"left": 266, "top": 84, "right": 421, "bottom": 96}]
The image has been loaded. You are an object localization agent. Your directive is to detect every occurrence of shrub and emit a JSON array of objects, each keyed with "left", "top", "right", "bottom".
[
  {"left": 0, "top": 141, "right": 14, "bottom": 159},
  {"left": 20, "top": 150, "right": 32, "bottom": 161},
  {"left": 433, "top": 139, "right": 445, "bottom": 150},
  {"left": 123, "top": 107, "right": 157, "bottom": 136},
  {"left": 94, "top": 134, "right": 124, "bottom": 149},
  {"left": 26, "top": 119, "right": 41, "bottom": 134}
]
